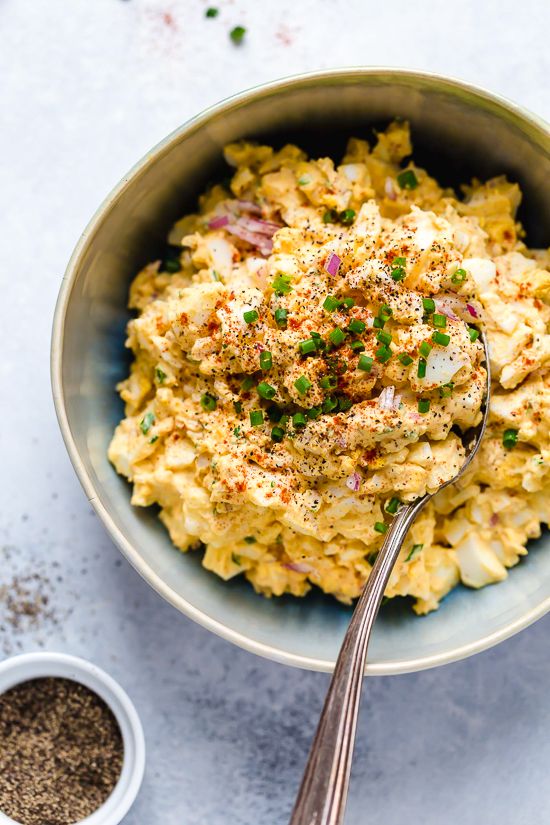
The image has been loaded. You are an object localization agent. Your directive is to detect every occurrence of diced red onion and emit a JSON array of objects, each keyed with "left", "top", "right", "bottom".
[
  {"left": 466, "top": 303, "right": 479, "bottom": 318},
  {"left": 490, "top": 513, "right": 499, "bottom": 527},
  {"left": 208, "top": 215, "right": 230, "bottom": 229},
  {"left": 236, "top": 215, "right": 281, "bottom": 237},
  {"left": 283, "top": 561, "right": 313, "bottom": 573},
  {"left": 377, "top": 385, "right": 395, "bottom": 410},
  {"left": 225, "top": 223, "right": 273, "bottom": 256},
  {"left": 434, "top": 298, "right": 460, "bottom": 321},
  {"left": 324, "top": 252, "right": 341, "bottom": 276},
  {"left": 346, "top": 472, "right": 362, "bottom": 492},
  {"left": 236, "top": 199, "right": 263, "bottom": 215},
  {"left": 385, "top": 177, "right": 397, "bottom": 201}
]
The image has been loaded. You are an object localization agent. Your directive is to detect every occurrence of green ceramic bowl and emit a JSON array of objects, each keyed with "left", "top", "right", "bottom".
[{"left": 51, "top": 69, "right": 550, "bottom": 674}]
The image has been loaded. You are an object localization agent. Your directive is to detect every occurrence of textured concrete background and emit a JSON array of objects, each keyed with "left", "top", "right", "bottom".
[{"left": 1, "top": 0, "right": 549, "bottom": 822}]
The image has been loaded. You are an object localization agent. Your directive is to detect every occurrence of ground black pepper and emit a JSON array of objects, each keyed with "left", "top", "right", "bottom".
[{"left": 0, "top": 677, "right": 124, "bottom": 825}]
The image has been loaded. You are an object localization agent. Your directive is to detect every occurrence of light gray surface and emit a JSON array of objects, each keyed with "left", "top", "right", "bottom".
[{"left": 1, "top": 0, "right": 549, "bottom": 823}]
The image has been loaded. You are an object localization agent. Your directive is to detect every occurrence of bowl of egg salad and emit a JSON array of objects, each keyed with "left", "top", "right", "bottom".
[{"left": 52, "top": 69, "right": 550, "bottom": 674}]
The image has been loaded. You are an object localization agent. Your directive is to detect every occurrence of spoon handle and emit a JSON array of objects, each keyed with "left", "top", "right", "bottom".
[{"left": 288, "top": 496, "right": 429, "bottom": 825}]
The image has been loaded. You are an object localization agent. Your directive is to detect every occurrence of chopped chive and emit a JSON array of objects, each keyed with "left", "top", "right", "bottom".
[
  {"left": 306, "top": 406, "right": 322, "bottom": 420},
  {"left": 155, "top": 367, "right": 167, "bottom": 383},
  {"left": 340, "top": 208, "right": 356, "bottom": 225},
  {"left": 200, "top": 394, "right": 217, "bottom": 412},
  {"left": 376, "top": 329, "right": 392, "bottom": 346},
  {"left": 229, "top": 24, "right": 246, "bottom": 44},
  {"left": 233, "top": 426, "right": 241, "bottom": 437},
  {"left": 391, "top": 267, "right": 406, "bottom": 282},
  {"left": 294, "top": 375, "right": 312, "bottom": 396},
  {"left": 259, "top": 351, "right": 272, "bottom": 370},
  {"left": 243, "top": 309, "right": 258, "bottom": 324},
  {"left": 342, "top": 297, "right": 355, "bottom": 309},
  {"left": 380, "top": 304, "right": 393, "bottom": 317},
  {"left": 503, "top": 428, "right": 518, "bottom": 450},
  {"left": 374, "top": 522, "right": 388, "bottom": 534},
  {"left": 323, "top": 209, "right": 338, "bottom": 223},
  {"left": 329, "top": 328, "right": 346, "bottom": 346},
  {"left": 419, "top": 341, "right": 432, "bottom": 358},
  {"left": 271, "top": 426, "right": 285, "bottom": 443},
  {"left": 418, "top": 398, "right": 430, "bottom": 414},
  {"left": 267, "top": 405, "right": 282, "bottom": 423},
  {"left": 274, "top": 307, "right": 288, "bottom": 328},
  {"left": 358, "top": 355, "right": 374, "bottom": 372},
  {"left": 298, "top": 175, "right": 311, "bottom": 186},
  {"left": 205, "top": 6, "right": 219, "bottom": 16},
  {"left": 320, "top": 375, "right": 338, "bottom": 389},
  {"left": 322, "top": 396, "right": 338, "bottom": 413},
  {"left": 399, "top": 354, "right": 413, "bottom": 366},
  {"left": 406, "top": 543, "right": 423, "bottom": 562},
  {"left": 348, "top": 319, "right": 366, "bottom": 334},
  {"left": 393, "top": 256, "right": 406, "bottom": 266},
  {"left": 279, "top": 415, "right": 289, "bottom": 428},
  {"left": 292, "top": 412, "right": 307, "bottom": 428},
  {"left": 439, "top": 382, "right": 454, "bottom": 398},
  {"left": 422, "top": 297, "right": 435, "bottom": 313},
  {"left": 244, "top": 536, "right": 256, "bottom": 544},
  {"left": 299, "top": 338, "right": 317, "bottom": 355},
  {"left": 233, "top": 401, "right": 242, "bottom": 414},
  {"left": 432, "top": 313, "right": 447, "bottom": 329},
  {"left": 375, "top": 345, "right": 392, "bottom": 363},
  {"left": 249, "top": 410, "right": 264, "bottom": 427},
  {"left": 350, "top": 340, "right": 365, "bottom": 352},
  {"left": 231, "top": 553, "right": 241, "bottom": 565},
  {"left": 272, "top": 273, "right": 292, "bottom": 295},
  {"left": 323, "top": 295, "right": 342, "bottom": 312},
  {"left": 417, "top": 358, "right": 427, "bottom": 378},
  {"left": 385, "top": 497, "right": 401, "bottom": 515},
  {"left": 397, "top": 169, "right": 419, "bottom": 190},
  {"left": 140, "top": 411, "right": 155, "bottom": 434},
  {"left": 241, "top": 376, "right": 255, "bottom": 391},
  {"left": 337, "top": 396, "right": 353, "bottom": 412},
  {"left": 432, "top": 331, "right": 451, "bottom": 346},
  {"left": 451, "top": 268, "right": 468, "bottom": 284},
  {"left": 373, "top": 316, "right": 385, "bottom": 329},
  {"left": 468, "top": 327, "right": 480, "bottom": 342},
  {"left": 149, "top": 436, "right": 159, "bottom": 444},
  {"left": 257, "top": 381, "right": 276, "bottom": 400}
]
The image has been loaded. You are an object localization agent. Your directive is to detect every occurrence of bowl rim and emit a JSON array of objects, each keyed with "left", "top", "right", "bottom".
[
  {"left": 51, "top": 66, "right": 550, "bottom": 676},
  {"left": 0, "top": 652, "right": 145, "bottom": 825}
]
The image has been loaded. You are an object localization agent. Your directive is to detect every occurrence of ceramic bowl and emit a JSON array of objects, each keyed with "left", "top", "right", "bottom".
[
  {"left": 51, "top": 68, "right": 550, "bottom": 675},
  {"left": 0, "top": 652, "right": 145, "bottom": 825}
]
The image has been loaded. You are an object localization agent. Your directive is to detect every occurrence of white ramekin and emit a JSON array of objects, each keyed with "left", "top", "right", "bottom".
[{"left": 0, "top": 652, "right": 145, "bottom": 825}]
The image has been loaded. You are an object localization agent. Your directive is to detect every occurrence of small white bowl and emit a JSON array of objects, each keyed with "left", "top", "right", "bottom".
[{"left": 0, "top": 652, "right": 145, "bottom": 825}]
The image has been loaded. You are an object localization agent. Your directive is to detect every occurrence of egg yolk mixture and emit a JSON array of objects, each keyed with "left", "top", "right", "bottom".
[{"left": 108, "top": 121, "right": 550, "bottom": 614}]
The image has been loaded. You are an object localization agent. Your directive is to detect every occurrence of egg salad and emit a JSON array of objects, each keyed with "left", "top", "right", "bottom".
[{"left": 108, "top": 121, "right": 550, "bottom": 614}]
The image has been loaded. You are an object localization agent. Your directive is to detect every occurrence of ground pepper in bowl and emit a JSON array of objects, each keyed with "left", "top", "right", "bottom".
[{"left": 0, "top": 677, "right": 124, "bottom": 825}]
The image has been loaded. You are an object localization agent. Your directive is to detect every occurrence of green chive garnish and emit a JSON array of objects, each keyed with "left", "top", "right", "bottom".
[
  {"left": 418, "top": 398, "right": 430, "bottom": 414},
  {"left": 374, "top": 522, "right": 388, "bottom": 534},
  {"left": 406, "top": 543, "right": 423, "bottom": 561},
  {"left": 376, "top": 330, "right": 392, "bottom": 346},
  {"left": 385, "top": 497, "right": 401, "bottom": 515},
  {"left": 350, "top": 340, "right": 365, "bottom": 352},
  {"left": 373, "top": 317, "right": 385, "bottom": 329},
  {"left": 274, "top": 308, "right": 288, "bottom": 328},
  {"left": 323, "top": 295, "right": 341, "bottom": 312},
  {"left": 257, "top": 382, "right": 276, "bottom": 400},
  {"left": 323, "top": 209, "right": 337, "bottom": 223},
  {"left": 422, "top": 297, "right": 435, "bottom": 313},
  {"left": 306, "top": 406, "right": 322, "bottom": 420},
  {"left": 397, "top": 169, "right": 419, "bottom": 190},
  {"left": 241, "top": 376, "right": 255, "bottom": 391},
  {"left": 229, "top": 25, "right": 246, "bottom": 44},
  {"left": 468, "top": 327, "right": 480, "bottom": 342},
  {"left": 320, "top": 375, "right": 338, "bottom": 389},
  {"left": 205, "top": 7, "right": 219, "bottom": 17},
  {"left": 233, "top": 401, "right": 242, "bottom": 414},
  {"left": 503, "top": 428, "right": 518, "bottom": 450},
  {"left": 451, "top": 268, "right": 468, "bottom": 284},
  {"left": 271, "top": 426, "right": 285, "bottom": 443},
  {"left": 348, "top": 319, "right": 366, "bottom": 334},
  {"left": 249, "top": 410, "right": 264, "bottom": 426},
  {"left": 299, "top": 338, "right": 317, "bottom": 355},
  {"left": 439, "top": 382, "right": 454, "bottom": 398},
  {"left": 399, "top": 354, "right": 413, "bottom": 366},
  {"left": 342, "top": 297, "right": 355, "bottom": 309},
  {"left": 417, "top": 358, "right": 427, "bottom": 378},
  {"left": 337, "top": 396, "right": 353, "bottom": 412},
  {"left": 375, "top": 345, "right": 392, "bottom": 363},
  {"left": 380, "top": 304, "right": 393, "bottom": 317},
  {"left": 244, "top": 536, "right": 256, "bottom": 544},
  {"left": 292, "top": 412, "right": 307, "bottom": 428},
  {"left": 294, "top": 375, "right": 312, "bottom": 396},
  {"left": 329, "top": 328, "right": 346, "bottom": 346},
  {"left": 322, "top": 397, "right": 338, "bottom": 413},
  {"left": 140, "top": 411, "right": 155, "bottom": 433},
  {"left": 432, "top": 313, "right": 447, "bottom": 328},
  {"left": 259, "top": 351, "right": 272, "bottom": 370},
  {"left": 419, "top": 341, "right": 432, "bottom": 358},
  {"left": 393, "top": 257, "right": 406, "bottom": 266},
  {"left": 200, "top": 394, "right": 217, "bottom": 412},
  {"left": 340, "top": 209, "right": 356, "bottom": 225},
  {"left": 243, "top": 309, "right": 258, "bottom": 324},
  {"left": 272, "top": 273, "right": 292, "bottom": 295},
  {"left": 432, "top": 331, "right": 450, "bottom": 347},
  {"left": 358, "top": 355, "right": 374, "bottom": 372},
  {"left": 391, "top": 267, "right": 405, "bottom": 282},
  {"left": 155, "top": 367, "right": 167, "bottom": 383}
]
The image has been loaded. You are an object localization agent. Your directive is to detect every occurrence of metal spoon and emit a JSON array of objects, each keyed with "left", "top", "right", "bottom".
[{"left": 289, "top": 335, "right": 491, "bottom": 825}]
